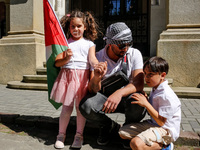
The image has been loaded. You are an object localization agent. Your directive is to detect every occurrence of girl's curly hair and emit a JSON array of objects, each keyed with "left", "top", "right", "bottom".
[{"left": 60, "top": 10, "right": 101, "bottom": 42}]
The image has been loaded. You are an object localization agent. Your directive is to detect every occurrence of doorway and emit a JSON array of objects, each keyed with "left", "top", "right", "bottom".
[{"left": 70, "top": 0, "right": 150, "bottom": 56}]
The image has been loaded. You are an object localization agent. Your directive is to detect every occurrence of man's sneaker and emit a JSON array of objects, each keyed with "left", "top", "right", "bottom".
[
  {"left": 54, "top": 134, "right": 66, "bottom": 149},
  {"left": 71, "top": 134, "right": 83, "bottom": 148},
  {"left": 162, "top": 143, "right": 174, "bottom": 150},
  {"left": 97, "top": 121, "right": 120, "bottom": 146},
  {"left": 121, "top": 139, "right": 131, "bottom": 149},
  {"left": 97, "top": 125, "right": 110, "bottom": 146}
]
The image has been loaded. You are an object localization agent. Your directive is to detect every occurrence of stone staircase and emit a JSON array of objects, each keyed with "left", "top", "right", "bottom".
[
  {"left": 7, "top": 65, "right": 200, "bottom": 98},
  {"left": 7, "top": 67, "right": 48, "bottom": 91}
]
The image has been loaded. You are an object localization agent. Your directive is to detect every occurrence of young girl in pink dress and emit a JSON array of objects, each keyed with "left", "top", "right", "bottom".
[{"left": 50, "top": 10, "right": 99, "bottom": 149}]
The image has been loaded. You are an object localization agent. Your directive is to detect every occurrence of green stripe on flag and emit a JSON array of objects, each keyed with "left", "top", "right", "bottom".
[
  {"left": 47, "top": 44, "right": 68, "bottom": 109},
  {"left": 51, "top": 44, "right": 68, "bottom": 59}
]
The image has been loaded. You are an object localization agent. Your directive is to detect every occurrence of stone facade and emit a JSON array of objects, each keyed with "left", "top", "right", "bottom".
[
  {"left": 157, "top": 0, "right": 200, "bottom": 87},
  {"left": 0, "top": 0, "right": 199, "bottom": 87},
  {"left": 0, "top": 0, "right": 45, "bottom": 84},
  {"left": 0, "top": 0, "right": 67, "bottom": 84},
  {"left": 150, "top": 0, "right": 167, "bottom": 57}
]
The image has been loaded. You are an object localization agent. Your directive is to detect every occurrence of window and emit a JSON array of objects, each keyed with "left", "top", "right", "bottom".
[
  {"left": 106, "top": 0, "right": 138, "bottom": 16},
  {"left": 109, "top": 0, "right": 120, "bottom": 15},
  {"left": 126, "top": 0, "right": 137, "bottom": 15}
]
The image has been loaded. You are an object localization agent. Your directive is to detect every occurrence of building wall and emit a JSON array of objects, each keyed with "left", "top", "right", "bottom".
[
  {"left": 150, "top": 0, "right": 167, "bottom": 56},
  {"left": 0, "top": 0, "right": 199, "bottom": 87},
  {"left": 0, "top": 0, "right": 45, "bottom": 84},
  {"left": 157, "top": 0, "right": 200, "bottom": 87}
]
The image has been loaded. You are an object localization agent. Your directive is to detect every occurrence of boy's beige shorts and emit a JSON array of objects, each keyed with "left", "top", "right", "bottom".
[{"left": 119, "top": 121, "right": 172, "bottom": 146}]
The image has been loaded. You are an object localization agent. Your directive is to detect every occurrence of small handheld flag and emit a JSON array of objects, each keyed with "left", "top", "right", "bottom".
[{"left": 43, "top": 0, "right": 68, "bottom": 109}]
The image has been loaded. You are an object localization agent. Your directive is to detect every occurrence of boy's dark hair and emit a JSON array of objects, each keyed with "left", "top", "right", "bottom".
[{"left": 143, "top": 56, "right": 169, "bottom": 74}]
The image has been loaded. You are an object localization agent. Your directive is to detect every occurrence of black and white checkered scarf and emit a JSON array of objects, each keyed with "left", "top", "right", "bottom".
[{"left": 104, "top": 22, "right": 132, "bottom": 45}]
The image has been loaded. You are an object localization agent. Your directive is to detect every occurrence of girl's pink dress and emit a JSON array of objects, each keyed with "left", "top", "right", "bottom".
[{"left": 50, "top": 68, "right": 90, "bottom": 107}]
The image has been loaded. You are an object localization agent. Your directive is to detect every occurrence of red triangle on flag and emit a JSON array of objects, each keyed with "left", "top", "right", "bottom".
[{"left": 43, "top": 0, "right": 68, "bottom": 47}]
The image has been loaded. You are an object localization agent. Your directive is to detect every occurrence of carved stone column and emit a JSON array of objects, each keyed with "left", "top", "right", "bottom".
[
  {"left": 55, "top": 0, "right": 65, "bottom": 20},
  {"left": 0, "top": 0, "right": 45, "bottom": 84},
  {"left": 49, "top": 0, "right": 65, "bottom": 20},
  {"left": 157, "top": 0, "right": 200, "bottom": 87}
]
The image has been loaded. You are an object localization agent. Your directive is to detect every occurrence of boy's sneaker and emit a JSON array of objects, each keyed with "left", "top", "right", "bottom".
[
  {"left": 71, "top": 134, "right": 83, "bottom": 149},
  {"left": 162, "top": 143, "right": 174, "bottom": 150},
  {"left": 97, "top": 121, "right": 120, "bottom": 146},
  {"left": 54, "top": 134, "right": 66, "bottom": 149}
]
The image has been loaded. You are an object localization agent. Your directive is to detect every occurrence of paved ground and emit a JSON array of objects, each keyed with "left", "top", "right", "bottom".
[
  {"left": 0, "top": 123, "right": 123, "bottom": 150},
  {"left": 0, "top": 84, "right": 200, "bottom": 150}
]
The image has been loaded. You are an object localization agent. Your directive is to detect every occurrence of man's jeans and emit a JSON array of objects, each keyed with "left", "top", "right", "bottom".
[{"left": 79, "top": 92, "right": 146, "bottom": 127}]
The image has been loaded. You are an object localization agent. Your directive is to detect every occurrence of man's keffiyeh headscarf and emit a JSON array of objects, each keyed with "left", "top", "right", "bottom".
[{"left": 104, "top": 22, "right": 132, "bottom": 45}]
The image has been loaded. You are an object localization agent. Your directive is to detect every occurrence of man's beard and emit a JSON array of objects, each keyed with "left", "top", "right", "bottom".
[{"left": 113, "top": 50, "right": 126, "bottom": 58}]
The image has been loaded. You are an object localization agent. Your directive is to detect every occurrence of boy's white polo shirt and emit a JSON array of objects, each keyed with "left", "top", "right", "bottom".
[{"left": 148, "top": 80, "right": 181, "bottom": 141}]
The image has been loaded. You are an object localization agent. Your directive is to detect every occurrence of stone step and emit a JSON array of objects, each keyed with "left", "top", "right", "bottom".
[
  {"left": 22, "top": 74, "right": 173, "bottom": 86},
  {"left": 36, "top": 67, "right": 47, "bottom": 75},
  {"left": 7, "top": 81, "right": 200, "bottom": 98},
  {"left": 25, "top": 68, "right": 174, "bottom": 85},
  {"left": 23, "top": 75, "right": 47, "bottom": 83},
  {"left": 7, "top": 81, "right": 47, "bottom": 91}
]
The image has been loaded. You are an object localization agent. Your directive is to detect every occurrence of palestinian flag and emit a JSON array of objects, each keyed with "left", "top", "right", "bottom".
[{"left": 43, "top": 0, "right": 68, "bottom": 109}]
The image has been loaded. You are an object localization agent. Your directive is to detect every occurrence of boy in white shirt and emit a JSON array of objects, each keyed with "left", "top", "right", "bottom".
[{"left": 119, "top": 56, "right": 181, "bottom": 150}]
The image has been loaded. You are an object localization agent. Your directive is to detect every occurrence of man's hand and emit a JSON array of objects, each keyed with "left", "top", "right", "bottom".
[{"left": 102, "top": 90, "right": 122, "bottom": 113}]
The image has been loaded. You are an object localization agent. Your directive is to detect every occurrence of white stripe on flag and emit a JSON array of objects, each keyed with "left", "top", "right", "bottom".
[{"left": 46, "top": 45, "right": 52, "bottom": 61}]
